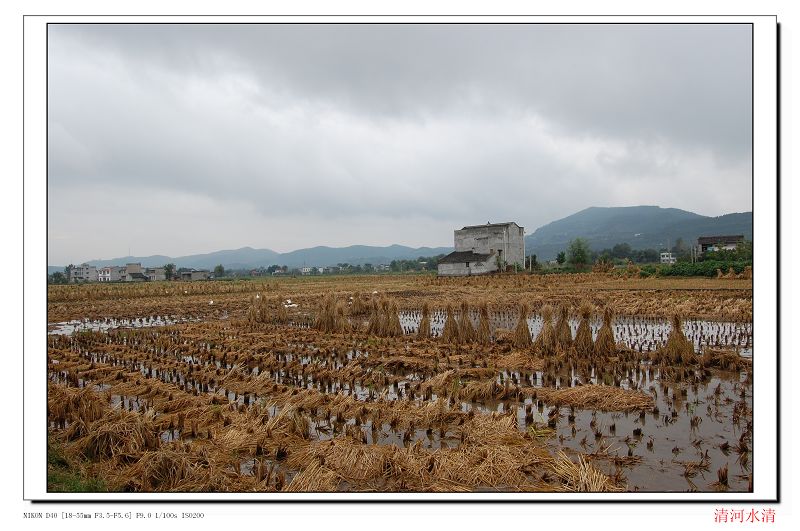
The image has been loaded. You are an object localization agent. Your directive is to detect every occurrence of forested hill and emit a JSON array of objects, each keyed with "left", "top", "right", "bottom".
[{"left": 525, "top": 206, "right": 751, "bottom": 261}]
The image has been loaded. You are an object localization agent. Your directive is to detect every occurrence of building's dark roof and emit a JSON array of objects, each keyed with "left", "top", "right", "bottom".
[
  {"left": 438, "top": 250, "right": 495, "bottom": 265},
  {"left": 181, "top": 269, "right": 210, "bottom": 275},
  {"left": 697, "top": 235, "right": 744, "bottom": 245},
  {"left": 128, "top": 272, "right": 148, "bottom": 279},
  {"left": 460, "top": 222, "right": 521, "bottom": 230}
]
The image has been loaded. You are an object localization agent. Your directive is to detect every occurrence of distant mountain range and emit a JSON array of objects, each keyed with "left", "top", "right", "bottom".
[
  {"left": 524, "top": 206, "right": 752, "bottom": 260},
  {"left": 48, "top": 206, "right": 752, "bottom": 273},
  {"left": 48, "top": 245, "right": 453, "bottom": 274}
]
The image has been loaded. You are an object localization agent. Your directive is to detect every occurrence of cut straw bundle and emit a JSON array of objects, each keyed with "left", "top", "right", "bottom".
[
  {"left": 441, "top": 304, "right": 460, "bottom": 344},
  {"left": 350, "top": 292, "right": 368, "bottom": 316},
  {"left": 533, "top": 305, "right": 556, "bottom": 356},
  {"left": 656, "top": 314, "right": 695, "bottom": 364},
  {"left": 417, "top": 302, "right": 431, "bottom": 339},
  {"left": 476, "top": 302, "right": 491, "bottom": 345},
  {"left": 274, "top": 295, "right": 288, "bottom": 324},
  {"left": 73, "top": 408, "right": 161, "bottom": 460},
  {"left": 593, "top": 307, "right": 616, "bottom": 359},
  {"left": 701, "top": 348, "right": 749, "bottom": 372},
  {"left": 555, "top": 304, "right": 573, "bottom": 350},
  {"left": 512, "top": 303, "right": 532, "bottom": 349},
  {"left": 313, "top": 294, "right": 338, "bottom": 333},
  {"left": 366, "top": 298, "right": 381, "bottom": 335},
  {"left": 127, "top": 448, "right": 207, "bottom": 492},
  {"left": 532, "top": 384, "right": 653, "bottom": 411},
  {"left": 549, "top": 451, "right": 625, "bottom": 492},
  {"left": 573, "top": 302, "right": 594, "bottom": 358},
  {"left": 458, "top": 301, "right": 476, "bottom": 344},
  {"left": 334, "top": 301, "right": 352, "bottom": 334},
  {"left": 246, "top": 294, "right": 263, "bottom": 324},
  {"left": 387, "top": 302, "right": 404, "bottom": 337},
  {"left": 284, "top": 460, "right": 341, "bottom": 492},
  {"left": 312, "top": 294, "right": 353, "bottom": 334},
  {"left": 377, "top": 299, "right": 390, "bottom": 337}
]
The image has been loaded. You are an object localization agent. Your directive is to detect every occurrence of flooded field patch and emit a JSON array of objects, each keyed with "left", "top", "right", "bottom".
[{"left": 46, "top": 275, "right": 752, "bottom": 493}]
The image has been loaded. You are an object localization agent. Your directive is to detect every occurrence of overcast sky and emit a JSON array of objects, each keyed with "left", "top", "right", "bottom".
[{"left": 47, "top": 24, "right": 752, "bottom": 264}]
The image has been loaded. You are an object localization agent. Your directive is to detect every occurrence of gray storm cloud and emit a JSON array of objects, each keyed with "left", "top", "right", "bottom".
[{"left": 47, "top": 23, "right": 752, "bottom": 264}]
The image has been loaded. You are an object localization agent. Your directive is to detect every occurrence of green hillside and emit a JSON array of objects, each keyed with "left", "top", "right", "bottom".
[{"left": 525, "top": 206, "right": 751, "bottom": 261}]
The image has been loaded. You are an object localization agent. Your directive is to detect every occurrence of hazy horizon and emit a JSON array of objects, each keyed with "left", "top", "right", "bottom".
[
  {"left": 47, "top": 204, "right": 753, "bottom": 266},
  {"left": 48, "top": 24, "right": 753, "bottom": 264}
]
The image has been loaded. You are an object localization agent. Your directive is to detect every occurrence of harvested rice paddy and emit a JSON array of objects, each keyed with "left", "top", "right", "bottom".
[{"left": 46, "top": 273, "right": 753, "bottom": 493}]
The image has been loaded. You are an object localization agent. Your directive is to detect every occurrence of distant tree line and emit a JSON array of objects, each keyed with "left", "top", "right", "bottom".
[
  {"left": 389, "top": 255, "right": 445, "bottom": 273},
  {"left": 519, "top": 237, "right": 752, "bottom": 276},
  {"left": 217, "top": 255, "right": 446, "bottom": 278}
]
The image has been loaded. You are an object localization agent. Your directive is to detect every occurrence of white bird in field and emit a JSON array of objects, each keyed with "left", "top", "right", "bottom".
[{"left": 209, "top": 300, "right": 214, "bottom": 305}]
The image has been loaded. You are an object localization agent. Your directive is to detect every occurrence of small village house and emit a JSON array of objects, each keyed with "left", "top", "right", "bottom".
[
  {"left": 145, "top": 267, "right": 166, "bottom": 282},
  {"left": 695, "top": 235, "right": 745, "bottom": 256},
  {"left": 98, "top": 265, "right": 124, "bottom": 282},
  {"left": 180, "top": 269, "right": 211, "bottom": 281},
  {"left": 122, "top": 262, "right": 148, "bottom": 282},
  {"left": 68, "top": 263, "right": 98, "bottom": 283},
  {"left": 660, "top": 252, "right": 676, "bottom": 265},
  {"left": 438, "top": 222, "right": 525, "bottom": 276}
]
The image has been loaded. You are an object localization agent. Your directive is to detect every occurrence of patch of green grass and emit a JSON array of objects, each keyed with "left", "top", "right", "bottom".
[{"left": 47, "top": 437, "right": 109, "bottom": 493}]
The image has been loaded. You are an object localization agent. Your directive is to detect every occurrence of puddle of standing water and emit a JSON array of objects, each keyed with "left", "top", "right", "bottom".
[{"left": 48, "top": 315, "right": 200, "bottom": 336}]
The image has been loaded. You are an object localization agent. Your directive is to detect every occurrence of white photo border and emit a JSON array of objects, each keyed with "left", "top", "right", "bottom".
[{"left": 23, "top": 14, "right": 778, "bottom": 502}]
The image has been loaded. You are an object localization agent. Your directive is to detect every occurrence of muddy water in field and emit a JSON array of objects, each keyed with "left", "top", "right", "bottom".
[
  {"left": 520, "top": 372, "right": 750, "bottom": 492},
  {"left": 232, "top": 355, "right": 750, "bottom": 491},
  {"left": 47, "top": 315, "right": 200, "bottom": 335},
  {"left": 301, "top": 372, "right": 751, "bottom": 492},
  {"left": 48, "top": 318, "right": 752, "bottom": 492}
]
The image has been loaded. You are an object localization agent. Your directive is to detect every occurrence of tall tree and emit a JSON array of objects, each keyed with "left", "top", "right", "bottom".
[
  {"left": 611, "top": 243, "right": 632, "bottom": 259},
  {"left": 567, "top": 238, "right": 591, "bottom": 270},
  {"left": 164, "top": 263, "right": 176, "bottom": 281},
  {"left": 213, "top": 264, "right": 225, "bottom": 278},
  {"left": 556, "top": 252, "right": 566, "bottom": 266}
]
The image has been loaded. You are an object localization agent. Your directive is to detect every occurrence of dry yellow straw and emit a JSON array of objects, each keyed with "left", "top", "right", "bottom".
[
  {"left": 274, "top": 295, "right": 288, "bottom": 324},
  {"left": 417, "top": 302, "right": 430, "bottom": 339},
  {"left": 366, "top": 298, "right": 380, "bottom": 335},
  {"left": 555, "top": 304, "right": 572, "bottom": 350},
  {"left": 350, "top": 292, "right": 368, "bottom": 316},
  {"left": 512, "top": 303, "right": 532, "bottom": 349},
  {"left": 594, "top": 307, "right": 616, "bottom": 359},
  {"left": 387, "top": 302, "right": 403, "bottom": 337},
  {"left": 573, "top": 302, "right": 594, "bottom": 357},
  {"left": 458, "top": 300, "right": 476, "bottom": 344},
  {"left": 476, "top": 302, "right": 491, "bottom": 345},
  {"left": 533, "top": 305, "right": 556, "bottom": 356},
  {"left": 441, "top": 304, "right": 460, "bottom": 344},
  {"left": 657, "top": 314, "right": 695, "bottom": 364}
]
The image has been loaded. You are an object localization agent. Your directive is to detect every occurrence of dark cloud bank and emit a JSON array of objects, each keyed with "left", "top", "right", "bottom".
[{"left": 47, "top": 24, "right": 752, "bottom": 264}]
